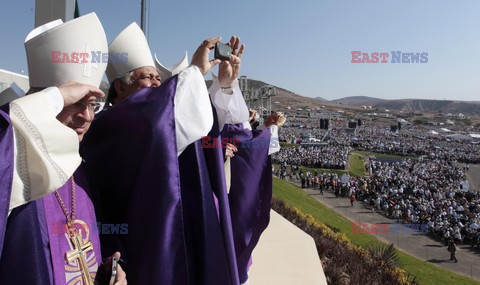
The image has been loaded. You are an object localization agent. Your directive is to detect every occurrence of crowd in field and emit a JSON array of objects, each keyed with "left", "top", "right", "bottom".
[
  {"left": 277, "top": 122, "right": 480, "bottom": 163},
  {"left": 274, "top": 118, "right": 480, "bottom": 247},
  {"left": 278, "top": 158, "right": 480, "bottom": 248},
  {"left": 353, "top": 127, "right": 480, "bottom": 163},
  {"left": 272, "top": 145, "right": 351, "bottom": 170},
  {"left": 361, "top": 159, "right": 479, "bottom": 247}
]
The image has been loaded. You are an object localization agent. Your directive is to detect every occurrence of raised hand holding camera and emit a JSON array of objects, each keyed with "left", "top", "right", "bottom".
[{"left": 218, "top": 36, "right": 245, "bottom": 88}]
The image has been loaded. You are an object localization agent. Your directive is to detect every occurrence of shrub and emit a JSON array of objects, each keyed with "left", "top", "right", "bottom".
[{"left": 271, "top": 198, "right": 416, "bottom": 284}]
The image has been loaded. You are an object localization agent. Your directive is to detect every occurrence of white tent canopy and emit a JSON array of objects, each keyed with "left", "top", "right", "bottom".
[{"left": 446, "top": 134, "right": 471, "bottom": 140}]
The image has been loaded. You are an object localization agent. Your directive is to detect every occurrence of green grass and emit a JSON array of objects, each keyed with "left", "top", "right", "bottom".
[
  {"left": 275, "top": 149, "right": 409, "bottom": 180},
  {"left": 296, "top": 152, "right": 366, "bottom": 178},
  {"left": 348, "top": 152, "right": 366, "bottom": 177},
  {"left": 279, "top": 142, "right": 297, "bottom": 148},
  {"left": 273, "top": 178, "right": 480, "bottom": 285}
]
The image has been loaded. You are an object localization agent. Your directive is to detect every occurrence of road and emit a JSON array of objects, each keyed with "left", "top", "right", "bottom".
[{"left": 286, "top": 178, "right": 480, "bottom": 281}]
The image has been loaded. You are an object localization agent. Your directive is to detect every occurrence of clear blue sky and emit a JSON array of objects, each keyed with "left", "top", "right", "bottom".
[{"left": 1, "top": 0, "right": 479, "bottom": 101}]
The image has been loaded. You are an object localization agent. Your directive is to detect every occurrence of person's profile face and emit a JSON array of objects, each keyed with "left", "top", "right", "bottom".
[
  {"left": 56, "top": 96, "right": 99, "bottom": 141},
  {"left": 115, "top": 66, "right": 161, "bottom": 103},
  {"left": 130, "top": 66, "right": 161, "bottom": 89}
]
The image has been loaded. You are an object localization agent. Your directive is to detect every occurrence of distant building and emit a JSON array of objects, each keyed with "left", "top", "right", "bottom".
[{"left": 0, "top": 69, "right": 29, "bottom": 93}]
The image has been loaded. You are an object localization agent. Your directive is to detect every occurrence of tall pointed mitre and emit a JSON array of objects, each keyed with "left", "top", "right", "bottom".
[
  {"left": 24, "top": 13, "right": 108, "bottom": 88},
  {"left": 106, "top": 22, "right": 155, "bottom": 83},
  {"left": 154, "top": 51, "right": 189, "bottom": 81},
  {"left": 0, "top": 82, "right": 25, "bottom": 106}
]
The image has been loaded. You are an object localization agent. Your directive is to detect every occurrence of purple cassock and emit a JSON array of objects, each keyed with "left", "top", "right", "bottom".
[
  {"left": 221, "top": 124, "right": 273, "bottom": 284},
  {"left": 81, "top": 75, "right": 240, "bottom": 285},
  {"left": 0, "top": 105, "right": 102, "bottom": 284}
]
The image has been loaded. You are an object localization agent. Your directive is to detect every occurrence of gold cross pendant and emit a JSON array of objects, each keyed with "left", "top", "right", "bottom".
[{"left": 66, "top": 222, "right": 95, "bottom": 285}]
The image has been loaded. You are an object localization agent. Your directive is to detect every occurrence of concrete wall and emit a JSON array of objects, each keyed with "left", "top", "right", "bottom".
[{"left": 248, "top": 210, "right": 327, "bottom": 285}]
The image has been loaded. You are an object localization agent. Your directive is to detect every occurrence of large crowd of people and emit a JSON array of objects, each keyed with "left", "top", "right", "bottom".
[
  {"left": 278, "top": 121, "right": 480, "bottom": 163},
  {"left": 353, "top": 127, "right": 480, "bottom": 163},
  {"left": 361, "top": 158, "right": 480, "bottom": 246},
  {"left": 274, "top": 116, "right": 480, "bottom": 248},
  {"left": 272, "top": 144, "right": 351, "bottom": 170},
  {"left": 279, "top": 157, "right": 480, "bottom": 248}
]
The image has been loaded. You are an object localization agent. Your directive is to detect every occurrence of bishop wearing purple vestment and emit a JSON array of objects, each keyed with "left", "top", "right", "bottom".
[
  {"left": 81, "top": 24, "right": 257, "bottom": 284},
  {"left": 0, "top": 14, "right": 126, "bottom": 285}
]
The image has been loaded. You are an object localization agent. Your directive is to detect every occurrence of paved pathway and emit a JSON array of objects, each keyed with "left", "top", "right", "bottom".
[
  {"left": 466, "top": 164, "right": 480, "bottom": 193},
  {"left": 285, "top": 179, "right": 480, "bottom": 281}
]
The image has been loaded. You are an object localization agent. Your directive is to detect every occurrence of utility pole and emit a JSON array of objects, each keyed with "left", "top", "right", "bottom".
[{"left": 140, "top": 0, "right": 149, "bottom": 41}]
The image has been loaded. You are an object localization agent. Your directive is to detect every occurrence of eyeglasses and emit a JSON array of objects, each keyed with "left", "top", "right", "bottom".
[
  {"left": 71, "top": 100, "right": 102, "bottom": 113},
  {"left": 132, "top": 73, "right": 161, "bottom": 84}
]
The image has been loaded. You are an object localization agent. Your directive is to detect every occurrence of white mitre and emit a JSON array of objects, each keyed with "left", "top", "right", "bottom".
[
  {"left": 106, "top": 22, "right": 155, "bottom": 83},
  {"left": 154, "top": 51, "right": 189, "bottom": 81},
  {"left": 0, "top": 82, "right": 25, "bottom": 106},
  {"left": 24, "top": 13, "right": 108, "bottom": 88}
]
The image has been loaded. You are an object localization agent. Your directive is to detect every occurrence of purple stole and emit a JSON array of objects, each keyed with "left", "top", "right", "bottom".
[
  {"left": 221, "top": 124, "right": 273, "bottom": 283},
  {"left": 43, "top": 168, "right": 102, "bottom": 284},
  {"left": 0, "top": 142, "right": 101, "bottom": 285},
  {"left": 82, "top": 75, "right": 240, "bottom": 284}
]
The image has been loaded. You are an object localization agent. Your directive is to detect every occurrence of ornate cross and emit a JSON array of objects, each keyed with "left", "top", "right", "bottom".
[{"left": 66, "top": 231, "right": 95, "bottom": 285}]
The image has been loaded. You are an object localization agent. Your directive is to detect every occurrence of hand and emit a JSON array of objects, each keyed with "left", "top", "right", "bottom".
[
  {"left": 276, "top": 113, "right": 287, "bottom": 128},
  {"left": 225, "top": 143, "right": 238, "bottom": 158},
  {"left": 248, "top": 108, "right": 257, "bottom": 124},
  {"left": 264, "top": 113, "right": 279, "bottom": 128},
  {"left": 264, "top": 112, "right": 287, "bottom": 128},
  {"left": 57, "top": 81, "right": 105, "bottom": 107},
  {"left": 104, "top": 252, "right": 127, "bottom": 285},
  {"left": 219, "top": 36, "right": 245, "bottom": 88},
  {"left": 191, "top": 37, "right": 222, "bottom": 75}
]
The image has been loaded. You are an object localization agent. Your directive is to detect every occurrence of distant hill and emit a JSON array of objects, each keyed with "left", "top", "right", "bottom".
[
  {"left": 206, "top": 79, "right": 480, "bottom": 115},
  {"left": 372, "top": 99, "right": 480, "bottom": 114},
  {"left": 205, "top": 79, "right": 363, "bottom": 112},
  {"left": 330, "top": 96, "right": 480, "bottom": 115},
  {"left": 330, "top": 96, "right": 385, "bottom": 106}
]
